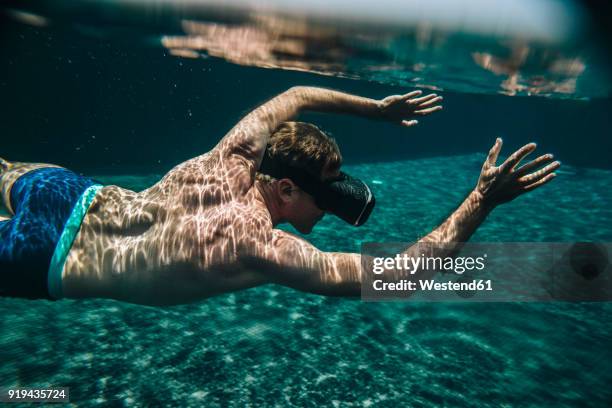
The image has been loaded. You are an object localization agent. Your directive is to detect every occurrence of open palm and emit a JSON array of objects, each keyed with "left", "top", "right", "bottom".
[
  {"left": 476, "top": 138, "right": 560, "bottom": 206},
  {"left": 378, "top": 90, "right": 443, "bottom": 127}
]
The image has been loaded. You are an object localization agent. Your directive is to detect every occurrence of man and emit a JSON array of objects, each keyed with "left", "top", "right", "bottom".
[{"left": 0, "top": 86, "right": 559, "bottom": 305}]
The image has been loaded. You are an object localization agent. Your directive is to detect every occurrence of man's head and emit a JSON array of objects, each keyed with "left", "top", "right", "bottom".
[{"left": 256, "top": 121, "right": 342, "bottom": 234}]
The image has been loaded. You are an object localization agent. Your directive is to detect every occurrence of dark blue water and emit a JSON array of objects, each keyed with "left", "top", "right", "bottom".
[{"left": 1, "top": 2, "right": 612, "bottom": 407}]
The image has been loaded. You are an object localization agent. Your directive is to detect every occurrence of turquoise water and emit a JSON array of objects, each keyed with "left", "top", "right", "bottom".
[
  {"left": 2, "top": 156, "right": 611, "bottom": 406},
  {"left": 2, "top": 1, "right": 612, "bottom": 406}
]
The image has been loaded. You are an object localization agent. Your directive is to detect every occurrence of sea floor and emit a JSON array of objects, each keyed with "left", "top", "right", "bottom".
[{"left": 1, "top": 154, "right": 611, "bottom": 407}]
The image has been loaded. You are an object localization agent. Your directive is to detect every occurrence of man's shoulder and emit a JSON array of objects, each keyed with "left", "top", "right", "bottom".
[
  {"left": 155, "top": 149, "right": 256, "bottom": 199},
  {"left": 158, "top": 151, "right": 222, "bottom": 185}
]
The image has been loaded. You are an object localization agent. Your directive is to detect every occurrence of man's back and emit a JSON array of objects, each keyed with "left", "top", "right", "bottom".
[{"left": 62, "top": 150, "right": 271, "bottom": 306}]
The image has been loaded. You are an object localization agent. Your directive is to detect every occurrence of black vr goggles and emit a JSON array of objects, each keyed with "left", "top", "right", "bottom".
[{"left": 259, "top": 152, "right": 376, "bottom": 226}]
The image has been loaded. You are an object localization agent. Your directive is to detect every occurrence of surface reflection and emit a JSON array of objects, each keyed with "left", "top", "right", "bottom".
[
  {"left": 162, "top": 16, "right": 350, "bottom": 76},
  {"left": 473, "top": 44, "right": 586, "bottom": 97},
  {"left": 159, "top": 12, "right": 596, "bottom": 99}
]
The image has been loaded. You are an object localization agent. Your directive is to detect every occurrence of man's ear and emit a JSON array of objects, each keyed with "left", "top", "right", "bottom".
[{"left": 277, "top": 178, "right": 296, "bottom": 203}]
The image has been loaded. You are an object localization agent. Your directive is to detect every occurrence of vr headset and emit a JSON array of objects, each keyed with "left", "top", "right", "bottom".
[{"left": 258, "top": 152, "right": 376, "bottom": 226}]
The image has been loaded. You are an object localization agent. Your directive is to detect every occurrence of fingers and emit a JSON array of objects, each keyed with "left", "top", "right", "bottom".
[
  {"left": 523, "top": 173, "right": 556, "bottom": 192},
  {"left": 416, "top": 95, "right": 443, "bottom": 108},
  {"left": 499, "top": 142, "right": 536, "bottom": 173},
  {"left": 486, "top": 138, "right": 503, "bottom": 166},
  {"left": 409, "top": 93, "right": 438, "bottom": 105},
  {"left": 517, "top": 160, "right": 561, "bottom": 185},
  {"left": 413, "top": 105, "right": 443, "bottom": 115},
  {"left": 514, "top": 153, "right": 554, "bottom": 176},
  {"left": 399, "top": 90, "right": 422, "bottom": 101},
  {"left": 411, "top": 93, "right": 443, "bottom": 115}
]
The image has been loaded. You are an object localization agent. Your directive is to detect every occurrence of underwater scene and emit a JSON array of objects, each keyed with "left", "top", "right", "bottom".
[{"left": 1, "top": 1, "right": 611, "bottom": 406}]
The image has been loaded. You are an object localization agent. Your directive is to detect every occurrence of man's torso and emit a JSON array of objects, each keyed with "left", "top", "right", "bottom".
[{"left": 62, "top": 151, "right": 272, "bottom": 305}]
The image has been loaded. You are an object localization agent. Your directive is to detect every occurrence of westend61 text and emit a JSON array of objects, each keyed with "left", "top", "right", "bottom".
[{"left": 372, "top": 279, "right": 493, "bottom": 291}]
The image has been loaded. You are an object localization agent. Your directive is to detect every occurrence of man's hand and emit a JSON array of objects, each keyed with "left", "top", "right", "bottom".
[
  {"left": 475, "top": 138, "right": 561, "bottom": 207},
  {"left": 378, "top": 90, "right": 443, "bottom": 127}
]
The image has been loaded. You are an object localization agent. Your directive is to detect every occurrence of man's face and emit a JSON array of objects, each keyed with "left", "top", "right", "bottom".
[{"left": 282, "top": 166, "right": 339, "bottom": 234}]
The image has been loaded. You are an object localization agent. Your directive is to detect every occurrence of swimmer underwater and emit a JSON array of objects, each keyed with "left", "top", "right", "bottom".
[{"left": 0, "top": 86, "right": 560, "bottom": 305}]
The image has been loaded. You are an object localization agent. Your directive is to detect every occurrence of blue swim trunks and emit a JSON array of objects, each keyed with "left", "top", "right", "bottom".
[{"left": 0, "top": 167, "right": 102, "bottom": 301}]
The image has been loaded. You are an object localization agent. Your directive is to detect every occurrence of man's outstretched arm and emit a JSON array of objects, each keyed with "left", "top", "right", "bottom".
[
  {"left": 215, "top": 86, "right": 443, "bottom": 173},
  {"left": 248, "top": 139, "right": 560, "bottom": 296}
]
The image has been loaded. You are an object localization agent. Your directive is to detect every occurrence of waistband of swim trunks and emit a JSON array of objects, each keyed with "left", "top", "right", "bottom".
[{"left": 47, "top": 184, "right": 104, "bottom": 300}]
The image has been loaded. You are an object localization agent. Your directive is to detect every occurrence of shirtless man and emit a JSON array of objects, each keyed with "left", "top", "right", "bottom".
[{"left": 0, "top": 86, "right": 559, "bottom": 305}]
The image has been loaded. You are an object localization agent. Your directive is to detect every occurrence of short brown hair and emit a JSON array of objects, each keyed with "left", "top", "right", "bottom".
[{"left": 257, "top": 121, "right": 342, "bottom": 182}]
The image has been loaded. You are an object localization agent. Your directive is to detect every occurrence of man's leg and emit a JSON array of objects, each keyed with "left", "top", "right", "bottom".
[
  {"left": 0, "top": 161, "right": 98, "bottom": 300},
  {"left": 1, "top": 157, "right": 62, "bottom": 215},
  {"left": 1, "top": 159, "right": 64, "bottom": 299}
]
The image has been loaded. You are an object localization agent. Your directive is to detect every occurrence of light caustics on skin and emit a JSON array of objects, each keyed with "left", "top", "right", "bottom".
[
  {"left": 0, "top": 86, "right": 451, "bottom": 305},
  {"left": 0, "top": 136, "right": 273, "bottom": 305},
  {"left": 1, "top": 86, "right": 558, "bottom": 306},
  {"left": 0, "top": 89, "right": 374, "bottom": 305}
]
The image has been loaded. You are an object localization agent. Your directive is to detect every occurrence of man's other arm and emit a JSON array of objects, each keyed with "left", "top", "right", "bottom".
[
  {"left": 246, "top": 139, "right": 559, "bottom": 296},
  {"left": 214, "top": 87, "right": 442, "bottom": 185}
]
